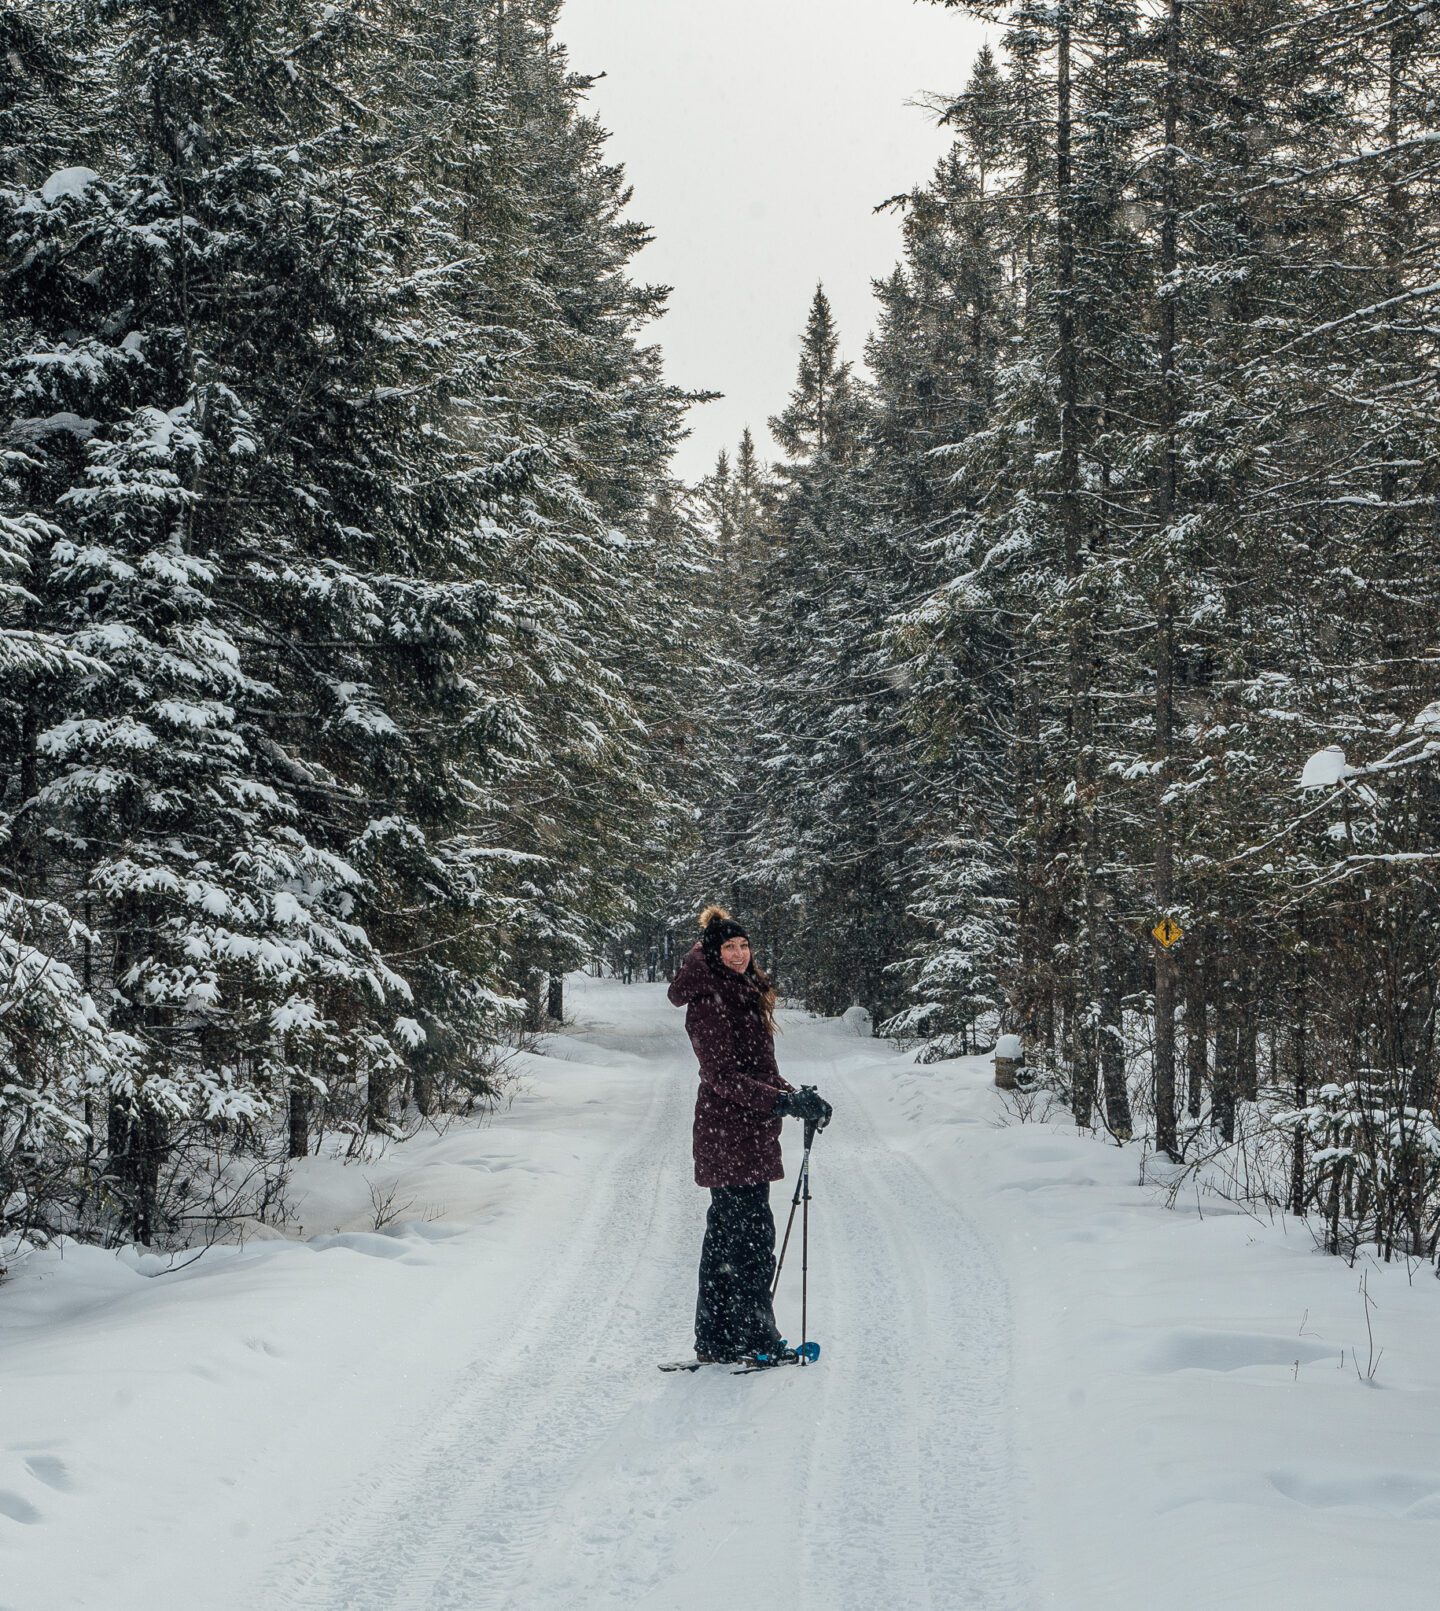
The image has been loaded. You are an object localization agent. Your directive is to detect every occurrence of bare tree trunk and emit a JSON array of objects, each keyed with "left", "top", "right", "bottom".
[
  {"left": 366, "top": 1059, "right": 391, "bottom": 1134},
  {"left": 1150, "top": 0, "right": 1184, "bottom": 1160},
  {"left": 1185, "top": 936, "right": 1208, "bottom": 1120},
  {"left": 288, "top": 1081, "right": 311, "bottom": 1159},
  {"left": 1290, "top": 951, "right": 1308, "bottom": 1216},
  {"left": 413, "top": 1062, "right": 436, "bottom": 1119},
  {"left": 523, "top": 968, "right": 544, "bottom": 1033},
  {"left": 1056, "top": 10, "right": 1099, "bottom": 1132},
  {"left": 1099, "top": 930, "right": 1132, "bottom": 1139},
  {"left": 108, "top": 1094, "right": 167, "bottom": 1244},
  {"left": 1212, "top": 949, "right": 1239, "bottom": 1144},
  {"left": 1238, "top": 991, "right": 1259, "bottom": 1103}
]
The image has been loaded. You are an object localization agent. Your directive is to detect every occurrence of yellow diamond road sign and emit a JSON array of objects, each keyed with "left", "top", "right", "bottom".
[{"left": 1152, "top": 917, "right": 1184, "bottom": 949}]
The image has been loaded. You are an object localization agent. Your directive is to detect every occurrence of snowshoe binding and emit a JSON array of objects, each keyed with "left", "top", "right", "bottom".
[
  {"left": 659, "top": 1341, "right": 820, "bottom": 1374},
  {"left": 733, "top": 1339, "right": 821, "bottom": 1374}
]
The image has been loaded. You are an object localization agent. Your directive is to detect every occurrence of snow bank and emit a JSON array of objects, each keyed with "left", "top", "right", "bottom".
[
  {"left": 0, "top": 1005, "right": 661, "bottom": 1611},
  {"left": 3, "top": 977, "right": 1435, "bottom": 1610},
  {"left": 859, "top": 1038, "right": 1440, "bottom": 1611}
]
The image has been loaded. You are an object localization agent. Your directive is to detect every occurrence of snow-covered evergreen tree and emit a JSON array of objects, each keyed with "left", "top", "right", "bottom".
[
  {"left": 897, "top": 0, "right": 1440, "bottom": 1214},
  {"left": 1, "top": 0, "right": 699, "bottom": 1240}
]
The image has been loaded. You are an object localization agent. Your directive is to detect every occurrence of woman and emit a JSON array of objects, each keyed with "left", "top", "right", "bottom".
[{"left": 667, "top": 905, "right": 833, "bottom": 1364}]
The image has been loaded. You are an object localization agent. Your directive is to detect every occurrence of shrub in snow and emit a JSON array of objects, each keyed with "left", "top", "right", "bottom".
[{"left": 1277, "top": 1081, "right": 1440, "bottom": 1262}]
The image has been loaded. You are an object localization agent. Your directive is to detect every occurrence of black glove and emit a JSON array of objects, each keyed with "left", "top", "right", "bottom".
[{"left": 774, "top": 1087, "right": 833, "bottom": 1130}]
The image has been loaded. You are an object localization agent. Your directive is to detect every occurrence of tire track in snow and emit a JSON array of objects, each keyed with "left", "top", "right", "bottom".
[
  {"left": 793, "top": 1043, "right": 1027, "bottom": 1611},
  {"left": 795, "top": 1105, "right": 944, "bottom": 1610},
  {"left": 255, "top": 999, "right": 1027, "bottom": 1611},
  {"left": 263, "top": 1029, "right": 694, "bottom": 1611}
]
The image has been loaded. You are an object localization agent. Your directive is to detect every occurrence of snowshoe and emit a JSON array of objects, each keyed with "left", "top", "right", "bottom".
[
  {"left": 733, "top": 1339, "right": 821, "bottom": 1374},
  {"left": 657, "top": 1354, "right": 738, "bottom": 1372}
]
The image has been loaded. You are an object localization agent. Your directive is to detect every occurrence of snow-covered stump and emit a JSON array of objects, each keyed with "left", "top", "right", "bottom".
[
  {"left": 993, "top": 1033, "right": 1023, "bottom": 1090},
  {"left": 841, "top": 1004, "right": 873, "bottom": 1037}
]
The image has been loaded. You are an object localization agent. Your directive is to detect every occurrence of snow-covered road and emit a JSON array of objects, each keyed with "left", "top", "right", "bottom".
[
  {"left": 7, "top": 974, "right": 1439, "bottom": 1611},
  {"left": 261, "top": 980, "right": 1026, "bottom": 1611}
]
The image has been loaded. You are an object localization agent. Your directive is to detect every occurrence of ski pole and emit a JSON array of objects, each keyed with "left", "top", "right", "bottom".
[
  {"left": 772, "top": 1104, "right": 821, "bottom": 1364},
  {"left": 771, "top": 1141, "right": 809, "bottom": 1300},
  {"left": 799, "top": 1115, "right": 815, "bottom": 1362},
  {"left": 772, "top": 1097, "right": 821, "bottom": 1298}
]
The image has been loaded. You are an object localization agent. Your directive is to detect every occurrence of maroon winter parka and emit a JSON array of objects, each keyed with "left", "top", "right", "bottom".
[{"left": 668, "top": 942, "right": 793, "bottom": 1189}]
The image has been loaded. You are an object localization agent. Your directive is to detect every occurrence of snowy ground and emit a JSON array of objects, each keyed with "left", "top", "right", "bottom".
[{"left": 3, "top": 975, "right": 1437, "bottom": 1609}]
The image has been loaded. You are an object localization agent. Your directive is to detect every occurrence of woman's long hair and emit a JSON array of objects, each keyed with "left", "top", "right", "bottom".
[{"left": 698, "top": 904, "right": 779, "bottom": 1036}]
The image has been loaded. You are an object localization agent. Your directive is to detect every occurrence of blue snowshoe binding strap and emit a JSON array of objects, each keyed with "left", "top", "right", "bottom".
[{"left": 734, "top": 1340, "right": 820, "bottom": 1373}]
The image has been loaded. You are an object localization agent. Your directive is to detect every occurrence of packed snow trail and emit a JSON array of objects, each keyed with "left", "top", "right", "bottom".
[
  {"left": 12, "top": 976, "right": 1437, "bottom": 1611},
  {"left": 261, "top": 977, "right": 1027, "bottom": 1611}
]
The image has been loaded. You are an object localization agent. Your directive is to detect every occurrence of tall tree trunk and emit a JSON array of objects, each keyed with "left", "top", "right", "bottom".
[
  {"left": 108, "top": 1093, "right": 167, "bottom": 1244},
  {"left": 1238, "top": 990, "right": 1259, "bottom": 1103},
  {"left": 523, "top": 967, "right": 544, "bottom": 1032},
  {"left": 1289, "top": 951, "right": 1308, "bottom": 1217},
  {"left": 366, "top": 1060, "right": 391, "bottom": 1134},
  {"left": 288, "top": 1080, "right": 311, "bottom": 1159},
  {"left": 1099, "top": 928, "right": 1132, "bottom": 1139},
  {"left": 1184, "top": 936, "right": 1208, "bottom": 1121},
  {"left": 1212, "top": 946, "right": 1239, "bottom": 1144},
  {"left": 413, "top": 1064, "right": 436, "bottom": 1120},
  {"left": 132, "top": 1106, "right": 165, "bottom": 1245},
  {"left": 1056, "top": 10, "right": 1098, "bottom": 1130},
  {"left": 1150, "top": 0, "right": 1184, "bottom": 1160}
]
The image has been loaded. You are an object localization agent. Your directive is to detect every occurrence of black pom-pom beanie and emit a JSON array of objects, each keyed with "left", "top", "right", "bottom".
[{"left": 701, "top": 911, "right": 749, "bottom": 963}]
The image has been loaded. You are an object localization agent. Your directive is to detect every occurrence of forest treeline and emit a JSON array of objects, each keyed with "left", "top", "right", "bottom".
[
  {"left": 680, "top": 0, "right": 1440, "bottom": 1259},
  {"left": 0, "top": 0, "right": 704, "bottom": 1245},
  {"left": 5, "top": 0, "right": 1440, "bottom": 1265}
]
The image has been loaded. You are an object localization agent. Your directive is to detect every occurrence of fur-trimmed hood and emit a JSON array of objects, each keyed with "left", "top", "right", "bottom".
[{"left": 668, "top": 941, "right": 762, "bottom": 1011}]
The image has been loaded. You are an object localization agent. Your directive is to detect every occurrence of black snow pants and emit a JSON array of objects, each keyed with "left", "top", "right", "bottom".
[{"left": 695, "top": 1183, "right": 784, "bottom": 1361}]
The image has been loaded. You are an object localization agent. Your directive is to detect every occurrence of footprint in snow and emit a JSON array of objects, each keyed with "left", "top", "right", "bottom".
[
  {"left": 0, "top": 1489, "right": 42, "bottom": 1525},
  {"left": 23, "top": 1455, "right": 73, "bottom": 1493},
  {"left": 1268, "top": 1467, "right": 1440, "bottom": 1517},
  {"left": 1141, "top": 1328, "right": 1334, "bottom": 1374}
]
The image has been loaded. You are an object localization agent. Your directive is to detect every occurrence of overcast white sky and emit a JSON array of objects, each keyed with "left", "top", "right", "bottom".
[{"left": 554, "top": 0, "right": 987, "bottom": 482}]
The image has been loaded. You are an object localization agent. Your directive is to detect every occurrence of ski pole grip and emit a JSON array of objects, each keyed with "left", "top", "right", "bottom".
[{"left": 799, "top": 1084, "right": 822, "bottom": 1148}]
